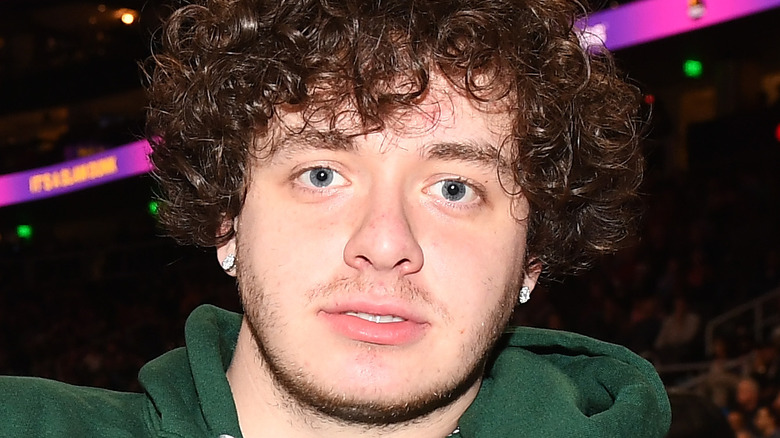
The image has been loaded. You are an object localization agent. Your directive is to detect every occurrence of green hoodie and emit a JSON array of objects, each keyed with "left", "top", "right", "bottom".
[{"left": 0, "top": 305, "right": 670, "bottom": 437}]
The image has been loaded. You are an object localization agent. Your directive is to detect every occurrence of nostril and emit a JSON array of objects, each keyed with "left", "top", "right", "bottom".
[
  {"left": 350, "top": 255, "right": 372, "bottom": 268},
  {"left": 393, "top": 258, "right": 411, "bottom": 269}
]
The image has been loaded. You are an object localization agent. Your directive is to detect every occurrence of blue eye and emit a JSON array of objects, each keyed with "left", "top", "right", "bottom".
[
  {"left": 432, "top": 179, "right": 478, "bottom": 203},
  {"left": 299, "top": 167, "right": 347, "bottom": 189},
  {"left": 309, "top": 168, "right": 334, "bottom": 187},
  {"left": 441, "top": 181, "right": 467, "bottom": 201}
]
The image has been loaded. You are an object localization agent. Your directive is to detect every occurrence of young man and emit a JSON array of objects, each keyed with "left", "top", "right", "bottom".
[{"left": 1, "top": 0, "right": 671, "bottom": 436}]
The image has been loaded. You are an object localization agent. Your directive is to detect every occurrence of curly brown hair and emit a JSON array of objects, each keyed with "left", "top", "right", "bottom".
[{"left": 145, "top": 0, "right": 644, "bottom": 277}]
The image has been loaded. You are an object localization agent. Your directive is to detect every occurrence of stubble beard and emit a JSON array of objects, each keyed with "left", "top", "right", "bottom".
[{"left": 236, "top": 263, "right": 521, "bottom": 428}]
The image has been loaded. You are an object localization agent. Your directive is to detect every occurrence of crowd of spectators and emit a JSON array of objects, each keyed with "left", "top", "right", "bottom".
[
  {"left": 514, "top": 161, "right": 780, "bottom": 355},
  {"left": 0, "top": 236, "right": 239, "bottom": 391},
  {"left": 0, "top": 178, "right": 240, "bottom": 390}
]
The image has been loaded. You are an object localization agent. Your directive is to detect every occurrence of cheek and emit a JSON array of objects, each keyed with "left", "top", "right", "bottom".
[
  {"left": 251, "top": 195, "right": 340, "bottom": 241},
  {"left": 246, "top": 203, "right": 349, "bottom": 274},
  {"left": 429, "top": 222, "right": 526, "bottom": 275},
  {"left": 425, "top": 227, "right": 525, "bottom": 306}
]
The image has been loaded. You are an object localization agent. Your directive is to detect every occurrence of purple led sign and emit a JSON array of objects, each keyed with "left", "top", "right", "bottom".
[
  {"left": 0, "top": 140, "right": 153, "bottom": 207},
  {"left": 579, "top": 0, "right": 780, "bottom": 51}
]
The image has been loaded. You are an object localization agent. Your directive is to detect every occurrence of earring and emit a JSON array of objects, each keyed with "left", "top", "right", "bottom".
[
  {"left": 518, "top": 286, "right": 531, "bottom": 304},
  {"left": 221, "top": 253, "right": 236, "bottom": 272}
]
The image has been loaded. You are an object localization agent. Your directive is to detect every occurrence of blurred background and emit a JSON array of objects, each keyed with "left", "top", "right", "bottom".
[{"left": 1, "top": 0, "right": 779, "bottom": 434}]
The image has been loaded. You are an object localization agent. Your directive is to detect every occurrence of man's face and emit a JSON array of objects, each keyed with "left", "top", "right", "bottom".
[
  {"left": 737, "top": 380, "right": 759, "bottom": 407},
  {"left": 225, "top": 76, "right": 537, "bottom": 424},
  {"left": 755, "top": 407, "right": 773, "bottom": 432}
]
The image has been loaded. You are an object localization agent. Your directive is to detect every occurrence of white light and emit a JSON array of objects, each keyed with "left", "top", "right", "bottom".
[{"left": 115, "top": 8, "right": 139, "bottom": 25}]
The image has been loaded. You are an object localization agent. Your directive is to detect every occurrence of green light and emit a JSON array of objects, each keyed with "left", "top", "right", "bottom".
[
  {"left": 683, "top": 59, "right": 703, "bottom": 78},
  {"left": 16, "top": 224, "right": 32, "bottom": 240},
  {"left": 148, "top": 200, "right": 159, "bottom": 216}
]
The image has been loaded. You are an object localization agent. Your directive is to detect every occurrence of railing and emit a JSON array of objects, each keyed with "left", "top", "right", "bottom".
[
  {"left": 655, "top": 287, "right": 780, "bottom": 390},
  {"left": 657, "top": 357, "right": 748, "bottom": 390},
  {"left": 704, "top": 286, "right": 780, "bottom": 356}
]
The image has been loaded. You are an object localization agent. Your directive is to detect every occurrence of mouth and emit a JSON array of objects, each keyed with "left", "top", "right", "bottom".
[
  {"left": 343, "top": 311, "right": 406, "bottom": 323},
  {"left": 320, "top": 304, "right": 427, "bottom": 345}
]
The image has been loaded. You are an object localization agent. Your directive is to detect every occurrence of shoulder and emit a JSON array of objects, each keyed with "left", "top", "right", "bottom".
[
  {"left": 0, "top": 375, "right": 149, "bottom": 437},
  {"left": 460, "top": 328, "right": 671, "bottom": 438}
]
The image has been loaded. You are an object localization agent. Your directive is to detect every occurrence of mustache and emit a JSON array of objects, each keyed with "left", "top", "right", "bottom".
[
  {"left": 306, "top": 275, "right": 448, "bottom": 319},
  {"left": 307, "top": 276, "right": 428, "bottom": 302}
]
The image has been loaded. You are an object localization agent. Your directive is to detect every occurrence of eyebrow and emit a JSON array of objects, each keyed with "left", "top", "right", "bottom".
[
  {"left": 270, "top": 130, "right": 513, "bottom": 176},
  {"left": 269, "top": 130, "right": 357, "bottom": 161},
  {"left": 423, "top": 141, "right": 513, "bottom": 177}
]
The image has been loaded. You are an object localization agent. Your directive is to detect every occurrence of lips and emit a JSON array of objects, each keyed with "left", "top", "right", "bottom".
[{"left": 320, "top": 301, "right": 428, "bottom": 345}]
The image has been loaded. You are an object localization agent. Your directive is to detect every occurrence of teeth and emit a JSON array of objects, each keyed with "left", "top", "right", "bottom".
[{"left": 345, "top": 311, "right": 405, "bottom": 323}]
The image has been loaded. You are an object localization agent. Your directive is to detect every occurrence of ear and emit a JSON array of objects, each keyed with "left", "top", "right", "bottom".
[
  {"left": 522, "top": 257, "right": 542, "bottom": 293},
  {"left": 216, "top": 218, "right": 238, "bottom": 277}
]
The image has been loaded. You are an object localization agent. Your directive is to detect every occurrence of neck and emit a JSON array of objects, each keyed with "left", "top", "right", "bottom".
[{"left": 226, "top": 318, "right": 474, "bottom": 438}]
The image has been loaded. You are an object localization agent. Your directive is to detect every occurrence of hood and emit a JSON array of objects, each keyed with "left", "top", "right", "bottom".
[
  {"left": 138, "top": 305, "right": 243, "bottom": 438},
  {"left": 459, "top": 326, "right": 671, "bottom": 437}
]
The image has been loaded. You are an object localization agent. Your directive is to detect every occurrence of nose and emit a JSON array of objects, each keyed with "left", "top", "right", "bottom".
[{"left": 343, "top": 195, "right": 424, "bottom": 275}]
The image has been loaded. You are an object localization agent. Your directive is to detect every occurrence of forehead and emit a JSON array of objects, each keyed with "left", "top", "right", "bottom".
[{"left": 267, "top": 73, "right": 516, "bottom": 153}]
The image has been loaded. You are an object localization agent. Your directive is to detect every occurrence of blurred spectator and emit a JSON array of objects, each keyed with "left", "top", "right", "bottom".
[
  {"left": 728, "top": 411, "right": 749, "bottom": 438},
  {"left": 655, "top": 296, "right": 702, "bottom": 364},
  {"left": 703, "top": 336, "right": 742, "bottom": 409},
  {"left": 732, "top": 377, "right": 762, "bottom": 436},
  {"left": 748, "top": 342, "right": 780, "bottom": 405},
  {"left": 755, "top": 406, "right": 780, "bottom": 438}
]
